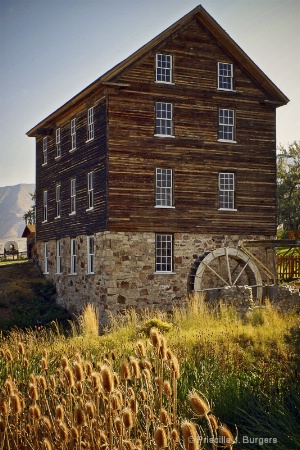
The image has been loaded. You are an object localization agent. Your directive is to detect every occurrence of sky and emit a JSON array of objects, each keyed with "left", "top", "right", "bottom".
[{"left": 0, "top": 0, "right": 299, "bottom": 188}]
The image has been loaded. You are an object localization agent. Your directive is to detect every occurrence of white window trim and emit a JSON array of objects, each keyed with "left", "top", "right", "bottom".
[
  {"left": 218, "top": 172, "right": 236, "bottom": 210},
  {"left": 218, "top": 109, "right": 236, "bottom": 142},
  {"left": 43, "top": 190, "right": 48, "bottom": 223},
  {"left": 155, "top": 234, "right": 174, "bottom": 273},
  {"left": 55, "top": 184, "right": 61, "bottom": 219},
  {"left": 70, "top": 238, "right": 77, "bottom": 275},
  {"left": 55, "top": 128, "right": 61, "bottom": 159},
  {"left": 87, "top": 171, "right": 94, "bottom": 210},
  {"left": 155, "top": 54, "right": 173, "bottom": 84},
  {"left": 217, "top": 62, "right": 234, "bottom": 91},
  {"left": 155, "top": 168, "right": 174, "bottom": 208},
  {"left": 87, "top": 236, "right": 95, "bottom": 274},
  {"left": 44, "top": 242, "right": 49, "bottom": 274},
  {"left": 56, "top": 240, "right": 62, "bottom": 274},
  {"left": 42, "top": 137, "right": 48, "bottom": 165},
  {"left": 217, "top": 139, "right": 237, "bottom": 144},
  {"left": 155, "top": 102, "right": 174, "bottom": 137},
  {"left": 87, "top": 107, "right": 94, "bottom": 142},
  {"left": 70, "top": 178, "right": 76, "bottom": 215},
  {"left": 70, "top": 118, "right": 76, "bottom": 151}
]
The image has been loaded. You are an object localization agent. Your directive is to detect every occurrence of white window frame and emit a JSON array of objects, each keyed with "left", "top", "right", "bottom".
[
  {"left": 70, "top": 118, "right": 76, "bottom": 151},
  {"left": 43, "top": 190, "right": 48, "bottom": 222},
  {"left": 44, "top": 242, "right": 49, "bottom": 274},
  {"left": 155, "top": 102, "right": 174, "bottom": 137},
  {"left": 87, "top": 171, "right": 94, "bottom": 210},
  {"left": 55, "top": 184, "right": 61, "bottom": 218},
  {"left": 155, "top": 168, "right": 174, "bottom": 208},
  {"left": 218, "top": 62, "right": 234, "bottom": 91},
  {"left": 55, "top": 128, "right": 61, "bottom": 158},
  {"left": 70, "top": 238, "right": 77, "bottom": 274},
  {"left": 43, "top": 137, "right": 47, "bottom": 165},
  {"left": 87, "top": 236, "right": 95, "bottom": 274},
  {"left": 56, "top": 240, "right": 62, "bottom": 274},
  {"left": 156, "top": 54, "right": 173, "bottom": 84},
  {"left": 218, "top": 109, "right": 236, "bottom": 142},
  {"left": 87, "top": 107, "right": 94, "bottom": 141},
  {"left": 218, "top": 173, "right": 236, "bottom": 210},
  {"left": 155, "top": 234, "right": 173, "bottom": 273},
  {"left": 70, "top": 178, "right": 76, "bottom": 215}
]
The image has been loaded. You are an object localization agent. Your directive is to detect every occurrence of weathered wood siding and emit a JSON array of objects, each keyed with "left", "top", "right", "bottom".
[
  {"left": 36, "top": 97, "right": 107, "bottom": 241},
  {"left": 107, "top": 19, "right": 277, "bottom": 235}
]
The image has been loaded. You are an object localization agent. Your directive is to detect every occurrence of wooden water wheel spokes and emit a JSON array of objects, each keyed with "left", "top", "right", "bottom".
[{"left": 194, "top": 247, "right": 263, "bottom": 299}]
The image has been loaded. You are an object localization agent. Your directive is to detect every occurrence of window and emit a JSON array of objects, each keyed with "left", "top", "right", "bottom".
[
  {"left": 219, "top": 173, "right": 235, "bottom": 210},
  {"left": 218, "top": 62, "right": 233, "bottom": 90},
  {"left": 155, "top": 102, "right": 173, "bottom": 136},
  {"left": 43, "top": 137, "right": 47, "bottom": 165},
  {"left": 156, "top": 54, "right": 173, "bottom": 83},
  {"left": 70, "top": 178, "right": 76, "bottom": 214},
  {"left": 44, "top": 242, "right": 49, "bottom": 274},
  {"left": 87, "top": 107, "right": 94, "bottom": 141},
  {"left": 87, "top": 236, "right": 95, "bottom": 274},
  {"left": 43, "top": 190, "right": 48, "bottom": 222},
  {"left": 56, "top": 240, "right": 62, "bottom": 274},
  {"left": 155, "top": 234, "right": 173, "bottom": 273},
  {"left": 56, "top": 128, "right": 61, "bottom": 158},
  {"left": 55, "top": 184, "right": 61, "bottom": 218},
  {"left": 87, "top": 172, "right": 94, "bottom": 209},
  {"left": 155, "top": 168, "right": 173, "bottom": 207},
  {"left": 218, "top": 109, "right": 235, "bottom": 141},
  {"left": 70, "top": 238, "right": 77, "bottom": 274},
  {"left": 71, "top": 118, "right": 76, "bottom": 151}
]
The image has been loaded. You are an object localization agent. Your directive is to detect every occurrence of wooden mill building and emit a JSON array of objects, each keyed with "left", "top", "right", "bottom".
[{"left": 27, "top": 5, "right": 288, "bottom": 322}]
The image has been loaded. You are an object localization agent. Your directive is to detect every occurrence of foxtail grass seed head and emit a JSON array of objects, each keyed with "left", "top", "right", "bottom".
[
  {"left": 0, "top": 398, "right": 8, "bottom": 417},
  {"left": 158, "top": 336, "right": 167, "bottom": 360},
  {"left": 113, "top": 372, "right": 120, "bottom": 387},
  {"left": 6, "top": 350, "right": 13, "bottom": 362},
  {"left": 208, "top": 414, "right": 219, "bottom": 431},
  {"left": 120, "top": 360, "right": 131, "bottom": 380},
  {"left": 136, "top": 340, "right": 146, "bottom": 358},
  {"left": 38, "top": 375, "right": 47, "bottom": 391},
  {"left": 74, "top": 362, "right": 84, "bottom": 381},
  {"left": 29, "top": 383, "right": 39, "bottom": 401},
  {"left": 85, "top": 362, "right": 92, "bottom": 376},
  {"left": 123, "top": 440, "right": 134, "bottom": 450},
  {"left": 11, "top": 393, "right": 22, "bottom": 415},
  {"left": 64, "top": 366, "right": 75, "bottom": 388},
  {"left": 111, "top": 393, "right": 122, "bottom": 412},
  {"left": 160, "top": 408, "right": 171, "bottom": 426},
  {"left": 71, "top": 426, "right": 79, "bottom": 440},
  {"left": 55, "top": 404, "right": 64, "bottom": 421},
  {"left": 101, "top": 365, "right": 114, "bottom": 393},
  {"left": 91, "top": 372, "right": 101, "bottom": 392},
  {"left": 171, "top": 355, "right": 180, "bottom": 379},
  {"left": 42, "top": 438, "right": 53, "bottom": 450},
  {"left": 163, "top": 380, "right": 172, "bottom": 397},
  {"left": 171, "top": 428, "right": 179, "bottom": 443},
  {"left": 143, "top": 368, "right": 151, "bottom": 384},
  {"left": 114, "top": 417, "right": 122, "bottom": 436},
  {"left": 5, "top": 380, "right": 13, "bottom": 396},
  {"left": 61, "top": 356, "right": 69, "bottom": 369},
  {"left": 18, "top": 342, "right": 25, "bottom": 356},
  {"left": 76, "top": 381, "right": 83, "bottom": 396},
  {"left": 33, "top": 405, "right": 41, "bottom": 420},
  {"left": 218, "top": 425, "right": 235, "bottom": 445},
  {"left": 41, "top": 357, "right": 48, "bottom": 371},
  {"left": 123, "top": 408, "right": 134, "bottom": 429},
  {"left": 140, "top": 389, "right": 147, "bottom": 401},
  {"left": 129, "top": 396, "right": 138, "bottom": 414},
  {"left": 49, "top": 375, "right": 56, "bottom": 390},
  {"left": 130, "top": 356, "right": 140, "bottom": 379},
  {"left": 188, "top": 389, "right": 210, "bottom": 417},
  {"left": 75, "top": 406, "right": 85, "bottom": 427},
  {"left": 85, "top": 401, "right": 95, "bottom": 419},
  {"left": 42, "top": 348, "right": 48, "bottom": 359},
  {"left": 181, "top": 420, "right": 200, "bottom": 450},
  {"left": 150, "top": 328, "right": 161, "bottom": 348},
  {"left": 154, "top": 426, "right": 168, "bottom": 449},
  {"left": 59, "top": 421, "right": 68, "bottom": 443},
  {"left": 42, "top": 416, "right": 52, "bottom": 432}
]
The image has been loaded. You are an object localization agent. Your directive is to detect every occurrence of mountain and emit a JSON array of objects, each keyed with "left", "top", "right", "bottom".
[{"left": 0, "top": 184, "right": 35, "bottom": 252}]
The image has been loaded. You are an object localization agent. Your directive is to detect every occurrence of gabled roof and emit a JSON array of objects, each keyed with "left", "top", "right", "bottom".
[
  {"left": 27, "top": 5, "right": 289, "bottom": 137},
  {"left": 22, "top": 224, "right": 36, "bottom": 237}
]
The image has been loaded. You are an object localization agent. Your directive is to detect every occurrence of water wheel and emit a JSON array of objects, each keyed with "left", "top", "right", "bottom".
[{"left": 193, "top": 247, "right": 263, "bottom": 299}]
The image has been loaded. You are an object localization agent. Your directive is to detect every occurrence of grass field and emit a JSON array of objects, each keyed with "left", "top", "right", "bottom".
[{"left": 0, "top": 298, "right": 299, "bottom": 449}]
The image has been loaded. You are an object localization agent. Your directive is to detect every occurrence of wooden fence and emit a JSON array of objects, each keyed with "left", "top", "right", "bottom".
[{"left": 277, "top": 255, "right": 300, "bottom": 280}]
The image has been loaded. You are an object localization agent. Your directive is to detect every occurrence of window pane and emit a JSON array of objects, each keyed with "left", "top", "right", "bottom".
[{"left": 155, "top": 234, "right": 173, "bottom": 272}]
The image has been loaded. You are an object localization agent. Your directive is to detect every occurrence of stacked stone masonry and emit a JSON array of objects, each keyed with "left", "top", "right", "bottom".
[{"left": 36, "top": 232, "right": 277, "bottom": 323}]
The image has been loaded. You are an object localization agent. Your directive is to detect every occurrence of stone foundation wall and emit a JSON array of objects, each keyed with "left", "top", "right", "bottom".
[{"left": 35, "top": 232, "right": 273, "bottom": 323}]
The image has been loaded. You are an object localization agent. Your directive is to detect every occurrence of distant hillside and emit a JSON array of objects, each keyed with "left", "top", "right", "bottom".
[{"left": 0, "top": 184, "right": 35, "bottom": 252}]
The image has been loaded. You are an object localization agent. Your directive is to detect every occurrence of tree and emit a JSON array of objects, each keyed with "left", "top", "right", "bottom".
[
  {"left": 277, "top": 141, "right": 300, "bottom": 230},
  {"left": 23, "top": 191, "right": 36, "bottom": 225}
]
